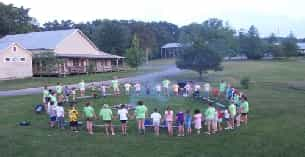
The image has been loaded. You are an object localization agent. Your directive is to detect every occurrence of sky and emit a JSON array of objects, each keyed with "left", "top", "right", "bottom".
[{"left": 2, "top": 0, "right": 305, "bottom": 38}]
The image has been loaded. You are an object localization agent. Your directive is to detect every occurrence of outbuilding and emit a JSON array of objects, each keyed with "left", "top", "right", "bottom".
[{"left": 0, "top": 42, "right": 32, "bottom": 80}]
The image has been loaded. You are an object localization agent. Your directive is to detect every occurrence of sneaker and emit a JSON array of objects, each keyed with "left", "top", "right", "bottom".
[
  {"left": 205, "top": 132, "right": 211, "bottom": 135},
  {"left": 112, "top": 133, "right": 115, "bottom": 136}
]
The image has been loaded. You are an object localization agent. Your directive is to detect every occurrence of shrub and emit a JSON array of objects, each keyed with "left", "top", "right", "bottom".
[{"left": 240, "top": 76, "right": 250, "bottom": 89}]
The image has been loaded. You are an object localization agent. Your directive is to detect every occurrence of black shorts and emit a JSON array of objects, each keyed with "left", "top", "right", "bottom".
[
  {"left": 120, "top": 120, "right": 127, "bottom": 124},
  {"left": 70, "top": 121, "right": 78, "bottom": 127},
  {"left": 104, "top": 120, "right": 112, "bottom": 124},
  {"left": 86, "top": 117, "right": 94, "bottom": 121},
  {"left": 177, "top": 121, "right": 184, "bottom": 125},
  {"left": 241, "top": 113, "right": 248, "bottom": 116}
]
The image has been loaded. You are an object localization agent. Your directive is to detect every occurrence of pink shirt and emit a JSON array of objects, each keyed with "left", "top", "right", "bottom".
[
  {"left": 164, "top": 110, "right": 174, "bottom": 122},
  {"left": 193, "top": 113, "right": 202, "bottom": 129}
]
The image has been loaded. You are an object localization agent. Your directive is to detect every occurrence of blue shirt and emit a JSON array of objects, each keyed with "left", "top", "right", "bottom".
[{"left": 185, "top": 114, "right": 192, "bottom": 124}]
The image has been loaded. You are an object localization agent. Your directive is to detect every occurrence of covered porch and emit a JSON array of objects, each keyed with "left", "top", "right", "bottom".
[{"left": 33, "top": 53, "right": 126, "bottom": 76}]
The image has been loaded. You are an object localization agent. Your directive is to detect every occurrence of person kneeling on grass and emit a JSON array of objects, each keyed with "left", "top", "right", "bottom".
[
  {"left": 99, "top": 104, "right": 115, "bottom": 136},
  {"left": 69, "top": 103, "right": 79, "bottom": 132},
  {"left": 135, "top": 100, "right": 148, "bottom": 135},
  {"left": 117, "top": 104, "right": 129, "bottom": 136},
  {"left": 150, "top": 108, "right": 162, "bottom": 136},
  {"left": 83, "top": 102, "right": 96, "bottom": 135}
]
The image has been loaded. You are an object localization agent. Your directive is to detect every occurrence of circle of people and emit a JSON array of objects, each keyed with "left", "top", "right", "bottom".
[{"left": 42, "top": 78, "right": 249, "bottom": 136}]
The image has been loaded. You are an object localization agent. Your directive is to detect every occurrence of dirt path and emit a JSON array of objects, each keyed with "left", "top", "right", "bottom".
[{"left": 0, "top": 66, "right": 181, "bottom": 97}]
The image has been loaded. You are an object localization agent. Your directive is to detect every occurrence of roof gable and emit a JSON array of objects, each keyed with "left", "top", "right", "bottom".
[{"left": 0, "top": 29, "right": 78, "bottom": 50}]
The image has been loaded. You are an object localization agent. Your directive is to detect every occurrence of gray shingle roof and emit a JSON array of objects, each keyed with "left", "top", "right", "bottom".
[
  {"left": 0, "top": 42, "right": 11, "bottom": 51},
  {"left": 161, "top": 42, "right": 182, "bottom": 49},
  {"left": 0, "top": 29, "right": 77, "bottom": 50},
  {"left": 297, "top": 43, "right": 305, "bottom": 49}
]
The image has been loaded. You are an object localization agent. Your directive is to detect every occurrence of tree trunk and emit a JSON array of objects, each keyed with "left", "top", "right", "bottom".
[{"left": 199, "top": 70, "right": 203, "bottom": 80}]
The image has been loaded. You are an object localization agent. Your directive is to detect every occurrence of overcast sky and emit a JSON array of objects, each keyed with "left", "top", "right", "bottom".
[{"left": 3, "top": 0, "right": 305, "bottom": 38}]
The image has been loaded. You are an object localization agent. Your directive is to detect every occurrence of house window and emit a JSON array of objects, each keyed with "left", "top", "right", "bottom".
[
  {"left": 13, "top": 46, "right": 17, "bottom": 52},
  {"left": 20, "top": 57, "right": 25, "bottom": 62},
  {"left": 11, "top": 57, "right": 18, "bottom": 62}
]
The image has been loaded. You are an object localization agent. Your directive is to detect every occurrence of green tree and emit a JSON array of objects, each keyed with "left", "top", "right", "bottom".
[
  {"left": 239, "top": 25, "right": 265, "bottom": 59},
  {"left": 125, "top": 35, "right": 145, "bottom": 70},
  {"left": 0, "top": 2, "right": 37, "bottom": 37},
  {"left": 176, "top": 43, "right": 222, "bottom": 79},
  {"left": 282, "top": 32, "right": 298, "bottom": 57}
]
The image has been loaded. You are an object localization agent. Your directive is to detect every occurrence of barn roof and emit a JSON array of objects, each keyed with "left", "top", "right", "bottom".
[
  {"left": 297, "top": 42, "right": 305, "bottom": 49},
  {"left": 0, "top": 42, "right": 11, "bottom": 51},
  {"left": 161, "top": 42, "right": 183, "bottom": 49},
  {"left": 0, "top": 29, "right": 78, "bottom": 50}
]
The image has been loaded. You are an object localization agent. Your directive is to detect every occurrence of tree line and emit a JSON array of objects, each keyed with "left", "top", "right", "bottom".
[
  {"left": 0, "top": 2, "right": 303, "bottom": 77},
  {"left": 0, "top": 2, "right": 302, "bottom": 60}
]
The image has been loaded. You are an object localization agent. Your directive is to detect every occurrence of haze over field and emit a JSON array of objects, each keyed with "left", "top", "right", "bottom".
[{"left": 2, "top": 0, "right": 305, "bottom": 38}]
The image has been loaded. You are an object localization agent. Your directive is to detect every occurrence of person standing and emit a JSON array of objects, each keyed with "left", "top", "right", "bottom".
[
  {"left": 134, "top": 101, "right": 148, "bottom": 135},
  {"left": 79, "top": 80, "right": 86, "bottom": 97}
]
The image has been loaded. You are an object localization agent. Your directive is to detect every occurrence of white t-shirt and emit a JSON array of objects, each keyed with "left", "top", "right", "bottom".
[
  {"left": 101, "top": 85, "right": 107, "bottom": 92},
  {"left": 224, "top": 110, "right": 230, "bottom": 119},
  {"left": 194, "top": 85, "right": 201, "bottom": 91},
  {"left": 135, "top": 83, "right": 141, "bottom": 91},
  {"left": 204, "top": 83, "right": 210, "bottom": 92},
  {"left": 156, "top": 85, "right": 161, "bottom": 92},
  {"left": 118, "top": 108, "right": 128, "bottom": 120},
  {"left": 150, "top": 112, "right": 162, "bottom": 122},
  {"left": 124, "top": 83, "right": 131, "bottom": 91},
  {"left": 56, "top": 106, "right": 64, "bottom": 117}
]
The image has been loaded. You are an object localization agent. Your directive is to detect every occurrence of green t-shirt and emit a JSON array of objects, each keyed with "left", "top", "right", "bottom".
[
  {"left": 49, "top": 95, "right": 57, "bottom": 104},
  {"left": 205, "top": 107, "right": 216, "bottom": 119},
  {"left": 234, "top": 95, "right": 240, "bottom": 105},
  {"left": 56, "top": 85, "right": 62, "bottom": 94},
  {"left": 219, "top": 82, "right": 226, "bottom": 92},
  {"left": 162, "top": 80, "right": 170, "bottom": 87},
  {"left": 99, "top": 108, "right": 112, "bottom": 121},
  {"left": 135, "top": 105, "right": 147, "bottom": 119},
  {"left": 83, "top": 106, "right": 95, "bottom": 118},
  {"left": 228, "top": 103, "right": 236, "bottom": 116},
  {"left": 79, "top": 82, "right": 85, "bottom": 89},
  {"left": 241, "top": 101, "right": 249, "bottom": 113},
  {"left": 112, "top": 80, "right": 119, "bottom": 88},
  {"left": 43, "top": 89, "right": 49, "bottom": 98}
]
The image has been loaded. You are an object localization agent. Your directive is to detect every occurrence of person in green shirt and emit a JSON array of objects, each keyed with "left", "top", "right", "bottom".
[
  {"left": 83, "top": 102, "right": 96, "bottom": 135},
  {"left": 79, "top": 80, "right": 86, "bottom": 97},
  {"left": 228, "top": 102, "right": 237, "bottom": 129},
  {"left": 55, "top": 82, "right": 63, "bottom": 95},
  {"left": 99, "top": 104, "right": 115, "bottom": 136},
  {"left": 162, "top": 79, "right": 171, "bottom": 96},
  {"left": 205, "top": 103, "right": 216, "bottom": 135},
  {"left": 42, "top": 85, "right": 49, "bottom": 103},
  {"left": 134, "top": 100, "right": 148, "bottom": 135},
  {"left": 240, "top": 96, "right": 249, "bottom": 125},
  {"left": 112, "top": 76, "right": 120, "bottom": 96},
  {"left": 219, "top": 80, "right": 227, "bottom": 97}
]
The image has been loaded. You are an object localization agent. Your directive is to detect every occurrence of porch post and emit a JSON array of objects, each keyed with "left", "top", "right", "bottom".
[{"left": 116, "top": 58, "right": 119, "bottom": 71}]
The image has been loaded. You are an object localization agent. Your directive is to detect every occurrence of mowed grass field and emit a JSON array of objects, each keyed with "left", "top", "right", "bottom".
[
  {"left": 0, "top": 59, "right": 305, "bottom": 157},
  {"left": 0, "top": 59, "right": 175, "bottom": 91}
]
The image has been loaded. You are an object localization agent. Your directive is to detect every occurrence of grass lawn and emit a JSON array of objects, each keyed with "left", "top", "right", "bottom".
[
  {"left": 0, "top": 59, "right": 175, "bottom": 91},
  {"left": 0, "top": 60, "right": 305, "bottom": 157}
]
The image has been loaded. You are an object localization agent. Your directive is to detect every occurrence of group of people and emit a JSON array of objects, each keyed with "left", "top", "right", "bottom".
[{"left": 41, "top": 78, "right": 250, "bottom": 136}]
